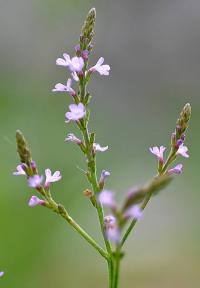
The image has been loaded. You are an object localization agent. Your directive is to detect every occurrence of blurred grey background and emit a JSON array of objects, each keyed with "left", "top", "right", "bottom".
[{"left": 0, "top": 0, "right": 199, "bottom": 287}]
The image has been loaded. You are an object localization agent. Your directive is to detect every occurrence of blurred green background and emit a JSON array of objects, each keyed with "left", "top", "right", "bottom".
[{"left": 0, "top": 0, "right": 199, "bottom": 287}]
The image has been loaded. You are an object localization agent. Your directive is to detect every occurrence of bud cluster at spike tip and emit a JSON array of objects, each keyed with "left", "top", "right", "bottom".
[
  {"left": 149, "top": 103, "right": 191, "bottom": 176},
  {"left": 81, "top": 8, "right": 96, "bottom": 48},
  {"left": 16, "top": 130, "right": 32, "bottom": 166}
]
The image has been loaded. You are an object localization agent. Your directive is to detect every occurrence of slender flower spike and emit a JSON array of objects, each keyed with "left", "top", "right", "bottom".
[
  {"left": 13, "top": 164, "right": 26, "bottom": 176},
  {"left": 0, "top": 272, "right": 4, "bottom": 277},
  {"left": 168, "top": 164, "right": 183, "bottom": 175},
  {"left": 28, "top": 196, "right": 45, "bottom": 207},
  {"left": 149, "top": 146, "right": 166, "bottom": 162},
  {"left": 65, "top": 133, "right": 82, "bottom": 145},
  {"left": 28, "top": 175, "right": 43, "bottom": 188},
  {"left": 65, "top": 103, "right": 86, "bottom": 122},
  {"left": 124, "top": 205, "right": 143, "bottom": 220},
  {"left": 89, "top": 57, "right": 110, "bottom": 75},
  {"left": 52, "top": 79, "right": 76, "bottom": 96},
  {"left": 176, "top": 143, "right": 189, "bottom": 158},
  {"left": 45, "top": 169, "right": 62, "bottom": 186},
  {"left": 98, "top": 190, "right": 115, "bottom": 208},
  {"left": 93, "top": 143, "right": 108, "bottom": 152}
]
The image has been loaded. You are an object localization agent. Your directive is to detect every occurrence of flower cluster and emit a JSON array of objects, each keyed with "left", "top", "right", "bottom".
[
  {"left": 149, "top": 103, "right": 191, "bottom": 176},
  {"left": 52, "top": 48, "right": 110, "bottom": 122},
  {"left": 13, "top": 161, "right": 61, "bottom": 207}
]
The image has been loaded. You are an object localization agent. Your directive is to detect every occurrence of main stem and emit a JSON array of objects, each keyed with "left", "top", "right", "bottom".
[{"left": 79, "top": 80, "right": 114, "bottom": 287}]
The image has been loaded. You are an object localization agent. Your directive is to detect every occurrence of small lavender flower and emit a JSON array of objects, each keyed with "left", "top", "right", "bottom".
[
  {"left": 168, "top": 164, "right": 183, "bottom": 175},
  {"left": 65, "top": 133, "right": 82, "bottom": 145},
  {"left": 124, "top": 205, "right": 143, "bottom": 220},
  {"left": 82, "top": 50, "right": 89, "bottom": 60},
  {"left": 56, "top": 53, "right": 84, "bottom": 73},
  {"left": 13, "top": 164, "right": 26, "bottom": 176},
  {"left": 65, "top": 103, "right": 86, "bottom": 122},
  {"left": 45, "top": 169, "right": 62, "bottom": 186},
  {"left": 68, "top": 56, "right": 84, "bottom": 73},
  {"left": 28, "top": 196, "right": 45, "bottom": 207},
  {"left": 104, "top": 215, "right": 116, "bottom": 228},
  {"left": 0, "top": 271, "right": 4, "bottom": 278},
  {"left": 52, "top": 79, "right": 76, "bottom": 96},
  {"left": 104, "top": 215, "right": 120, "bottom": 243},
  {"left": 28, "top": 175, "right": 43, "bottom": 188},
  {"left": 176, "top": 143, "right": 189, "bottom": 158},
  {"left": 149, "top": 146, "right": 166, "bottom": 162},
  {"left": 93, "top": 143, "right": 108, "bottom": 152},
  {"left": 100, "top": 170, "right": 110, "bottom": 182},
  {"left": 74, "top": 44, "right": 81, "bottom": 53},
  {"left": 176, "top": 139, "right": 183, "bottom": 148},
  {"left": 98, "top": 190, "right": 115, "bottom": 208},
  {"left": 56, "top": 53, "right": 70, "bottom": 67},
  {"left": 99, "top": 170, "right": 110, "bottom": 189},
  {"left": 89, "top": 57, "right": 110, "bottom": 75}
]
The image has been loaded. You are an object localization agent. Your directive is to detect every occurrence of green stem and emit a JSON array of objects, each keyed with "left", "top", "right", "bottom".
[
  {"left": 47, "top": 196, "right": 109, "bottom": 260},
  {"left": 120, "top": 149, "right": 176, "bottom": 248},
  {"left": 108, "top": 259, "right": 114, "bottom": 288},
  {"left": 81, "top": 125, "right": 113, "bottom": 254},
  {"left": 112, "top": 246, "right": 121, "bottom": 288},
  {"left": 120, "top": 191, "right": 152, "bottom": 249}
]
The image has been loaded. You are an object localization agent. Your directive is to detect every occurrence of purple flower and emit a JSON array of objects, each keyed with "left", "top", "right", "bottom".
[
  {"left": 93, "top": 143, "right": 108, "bottom": 152},
  {"left": 104, "top": 215, "right": 120, "bottom": 243},
  {"left": 176, "top": 143, "right": 189, "bottom": 158},
  {"left": 99, "top": 170, "right": 110, "bottom": 189},
  {"left": 65, "top": 133, "right": 82, "bottom": 145},
  {"left": 65, "top": 103, "right": 86, "bottom": 122},
  {"left": 28, "top": 196, "right": 45, "bottom": 207},
  {"left": 168, "top": 164, "right": 183, "bottom": 175},
  {"left": 124, "top": 205, "right": 143, "bottom": 220},
  {"left": 56, "top": 53, "right": 84, "bottom": 73},
  {"left": 56, "top": 53, "right": 70, "bottom": 67},
  {"left": 13, "top": 164, "right": 26, "bottom": 176},
  {"left": 45, "top": 169, "right": 62, "bottom": 186},
  {"left": 74, "top": 44, "right": 80, "bottom": 53},
  {"left": 52, "top": 79, "right": 76, "bottom": 96},
  {"left": 98, "top": 190, "right": 115, "bottom": 208},
  {"left": 89, "top": 57, "right": 110, "bottom": 75},
  {"left": 82, "top": 50, "right": 89, "bottom": 60},
  {"left": 149, "top": 146, "right": 166, "bottom": 162},
  {"left": 100, "top": 170, "right": 110, "bottom": 182},
  {"left": 28, "top": 175, "right": 43, "bottom": 188},
  {"left": 68, "top": 56, "right": 84, "bottom": 73},
  {"left": 176, "top": 139, "right": 183, "bottom": 148},
  {"left": 0, "top": 271, "right": 4, "bottom": 278}
]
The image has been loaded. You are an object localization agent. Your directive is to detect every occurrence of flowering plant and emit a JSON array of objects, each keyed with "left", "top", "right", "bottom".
[{"left": 13, "top": 8, "right": 191, "bottom": 288}]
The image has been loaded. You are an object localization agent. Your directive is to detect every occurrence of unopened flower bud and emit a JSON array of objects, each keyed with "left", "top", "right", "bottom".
[
  {"left": 99, "top": 170, "right": 110, "bottom": 190},
  {"left": 176, "top": 103, "right": 191, "bottom": 137}
]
